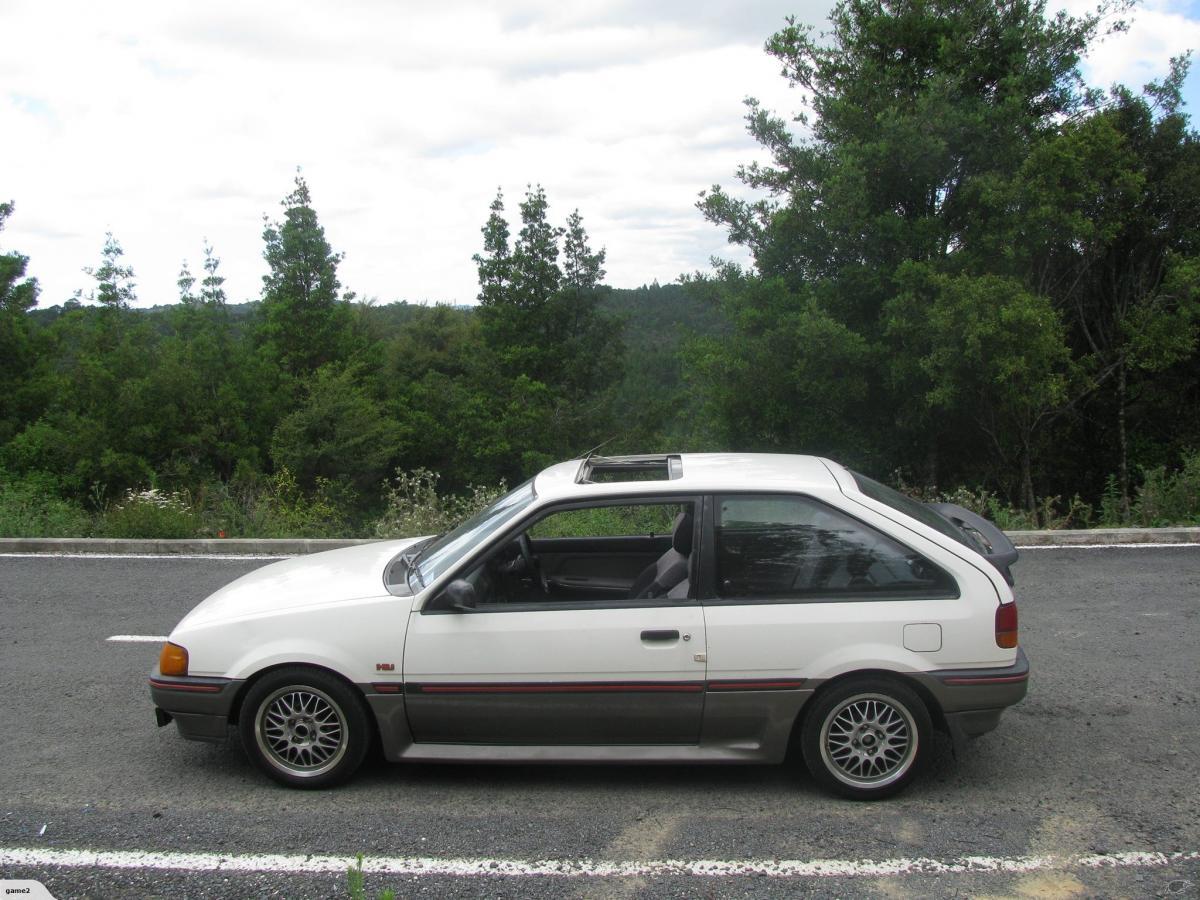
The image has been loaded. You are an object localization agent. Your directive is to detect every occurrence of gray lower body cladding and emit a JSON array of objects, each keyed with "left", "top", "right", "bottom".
[
  {"left": 149, "top": 670, "right": 242, "bottom": 743},
  {"left": 914, "top": 647, "right": 1031, "bottom": 751},
  {"left": 153, "top": 648, "right": 1028, "bottom": 763}
]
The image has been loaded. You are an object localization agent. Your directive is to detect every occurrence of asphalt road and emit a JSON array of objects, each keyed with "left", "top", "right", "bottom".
[{"left": 0, "top": 547, "right": 1197, "bottom": 899}]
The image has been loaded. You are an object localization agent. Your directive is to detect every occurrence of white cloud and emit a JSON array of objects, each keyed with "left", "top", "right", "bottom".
[
  {"left": 1, "top": 0, "right": 821, "bottom": 307},
  {"left": 1057, "top": 0, "right": 1200, "bottom": 101},
  {"left": 2, "top": 0, "right": 1195, "bottom": 310}
]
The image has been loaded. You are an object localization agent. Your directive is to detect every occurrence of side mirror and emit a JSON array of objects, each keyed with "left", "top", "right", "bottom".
[{"left": 444, "top": 579, "right": 478, "bottom": 612}]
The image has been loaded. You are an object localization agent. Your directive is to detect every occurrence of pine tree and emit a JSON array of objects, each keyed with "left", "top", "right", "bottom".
[{"left": 258, "top": 173, "right": 353, "bottom": 379}]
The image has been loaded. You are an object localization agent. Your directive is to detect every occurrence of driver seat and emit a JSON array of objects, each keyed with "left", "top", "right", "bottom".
[{"left": 628, "top": 510, "right": 693, "bottom": 600}]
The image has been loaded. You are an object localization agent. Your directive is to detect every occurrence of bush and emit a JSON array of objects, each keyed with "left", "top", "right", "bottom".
[
  {"left": 98, "top": 487, "right": 200, "bottom": 539},
  {"left": 373, "top": 468, "right": 506, "bottom": 538},
  {"left": 0, "top": 470, "right": 93, "bottom": 537},
  {"left": 1134, "top": 450, "right": 1200, "bottom": 526},
  {"left": 892, "top": 477, "right": 1094, "bottom": 530},
  {"left": 529, "top": 503, "right": 680, "bottom": 538},
  {"left": 192, "top": 466, "right": 353, "bottom": 538}
]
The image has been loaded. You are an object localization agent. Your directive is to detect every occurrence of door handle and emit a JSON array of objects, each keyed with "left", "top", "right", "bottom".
[{"left": 640, "top": 629, "right": 680, "bottom": 642}]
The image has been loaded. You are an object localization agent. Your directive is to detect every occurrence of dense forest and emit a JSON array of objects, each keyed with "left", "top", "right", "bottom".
[{"left": 2, "top": 0, "right": 1199, "bottom": 538}]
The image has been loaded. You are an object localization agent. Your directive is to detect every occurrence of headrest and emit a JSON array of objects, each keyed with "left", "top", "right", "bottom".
[{"left": 672, "top": 510, "right": 694, "bottom": 555}]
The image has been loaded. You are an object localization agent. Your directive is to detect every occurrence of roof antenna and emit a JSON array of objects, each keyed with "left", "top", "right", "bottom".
[{"left": 579, "top": 436, "right": 617, "bottom": 462}]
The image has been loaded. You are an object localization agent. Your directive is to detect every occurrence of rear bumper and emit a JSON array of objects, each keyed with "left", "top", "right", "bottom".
[
  {"left": 149, "top": 670, "right": 243, "bottom": 744},
  {"left": 917, "top": 647, "right": 1030, "bottom": 752}
]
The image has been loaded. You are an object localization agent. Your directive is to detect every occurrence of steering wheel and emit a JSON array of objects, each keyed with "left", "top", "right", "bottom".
[{"left": 517, "top": 533, "right": 550, "bottom": 593}]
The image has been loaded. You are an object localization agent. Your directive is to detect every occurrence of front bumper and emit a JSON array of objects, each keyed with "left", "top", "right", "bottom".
[
  {"left": 916, "top": 647, "right": 1030, "bottom": 753},
  {"left": 150, "top": 669, "right": 244, "bottom": 743}
]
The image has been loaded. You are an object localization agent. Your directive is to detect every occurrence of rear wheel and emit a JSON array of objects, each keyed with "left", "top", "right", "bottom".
[
  {"left": 801, "top": 677, "right": 931, "bottom": 800},
  {"left": 239, "top": 667, "right": 370, "bottom": 789}
]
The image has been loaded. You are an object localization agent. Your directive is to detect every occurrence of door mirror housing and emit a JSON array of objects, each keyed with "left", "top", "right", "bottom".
[{"left": 444, "top": 579, "right": 478, "bottom": 612}]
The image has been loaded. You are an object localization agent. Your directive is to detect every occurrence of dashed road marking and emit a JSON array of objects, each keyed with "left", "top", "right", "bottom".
[
  {"left": 0, "top": 846, "right": 1196, "bottom": 880},
  {"left": 106, "top": 635, "right": 169, "bottom": 643}
]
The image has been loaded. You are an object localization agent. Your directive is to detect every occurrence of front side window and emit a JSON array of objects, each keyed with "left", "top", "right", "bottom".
[
  {"left": 714, "top": 494, "right": 957, "bottom": 601},
  {"left": 435, "top": 499, "right": 695, "bottom": 610}
]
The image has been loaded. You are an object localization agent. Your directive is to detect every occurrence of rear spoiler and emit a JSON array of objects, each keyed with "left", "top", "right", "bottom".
[{"left": 926, "top": 503, "right": 1019, "bottom": 586}]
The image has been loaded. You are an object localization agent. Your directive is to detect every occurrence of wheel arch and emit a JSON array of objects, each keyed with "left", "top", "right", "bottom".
[
  {"left": 788, "top": 668, "right": 947, "bottom": 754},
  {"left": 227, "top": 661, "right": 374, "bottom": 732}
]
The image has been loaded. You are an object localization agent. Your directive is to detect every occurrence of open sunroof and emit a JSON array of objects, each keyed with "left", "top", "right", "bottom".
[{"left": 576, "top": 454, "right": 683, "bottom": 484}]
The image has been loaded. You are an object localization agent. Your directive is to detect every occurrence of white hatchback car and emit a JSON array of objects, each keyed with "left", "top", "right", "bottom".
[{"left": 151, "top": 453, "right": 1027, "bottom": 799}]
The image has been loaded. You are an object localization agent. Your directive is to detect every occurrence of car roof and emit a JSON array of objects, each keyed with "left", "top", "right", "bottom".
[{"left": 532, "top": 453, "right": 846, "bottom": 502}]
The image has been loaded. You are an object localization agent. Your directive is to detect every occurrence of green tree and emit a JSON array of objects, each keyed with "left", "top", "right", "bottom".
[
  {"left": 81, "top": 232, "right": 137, "bottom": 311},
  {"left": 159, "top": 242, "right": 268, "bottom": 482},
  {"left": 887, "top": 268, "right": 1072, "bottom": 508},
  {"left": 696, "top": 0, "right": 1116, "bottom": 505},
  {"left": 1018, "top": 62, "right": 1200, "bottom": 509},
  {"left": 177, "top": 259, "right": 197, "bottom": 306},
  {"left": 199, "top": 240, "right": 227, "bottom": 307},
  {"left": 472, "top": 186, "right": 622, "bottom": 463},
  {"left": 685, "top": 266, "right": 873, "bottom": 461},
  {"left": 259, "top": 173, "right": 354, "bottom": 380},
  {"left": 0, "top": 202, "right": 42, "bottom": 445},
  {"left": 269, "top": 365, "right": 400, "bottom": 494},
  {"left": 474, "top": 186, "right": 621, "bottom": 395}
]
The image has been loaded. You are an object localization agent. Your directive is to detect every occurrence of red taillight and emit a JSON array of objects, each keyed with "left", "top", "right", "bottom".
[{"left": 995, "top": 601, "right": 1018, "bottom": 648}]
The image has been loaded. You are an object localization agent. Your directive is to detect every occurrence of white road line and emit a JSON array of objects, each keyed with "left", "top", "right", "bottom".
[
  {"left": 1015, "top": 543, "right": 1198, "bottom": 550},
  {"left": 106, "top": 635, "right": 169, "bottom": 643},
  {"left": 0, "top": 846, "right": 1195, "bottom": 880}
]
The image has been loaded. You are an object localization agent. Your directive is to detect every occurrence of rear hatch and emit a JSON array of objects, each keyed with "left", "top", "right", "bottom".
[{"left": 924, "top": 503, "right": 1019, "bottom": 586}]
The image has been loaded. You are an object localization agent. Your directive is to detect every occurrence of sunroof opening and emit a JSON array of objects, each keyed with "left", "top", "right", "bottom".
[{"left": 577, "top": 454, "right": 683, "bottom": 484}]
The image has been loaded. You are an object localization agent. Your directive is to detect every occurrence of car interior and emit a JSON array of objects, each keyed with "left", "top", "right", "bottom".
[{"left": 459, "top": 501, "right": 696, "bottom": 606}]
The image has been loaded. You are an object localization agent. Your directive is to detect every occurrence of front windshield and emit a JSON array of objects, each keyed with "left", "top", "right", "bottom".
[{"left": 412, "top": 478, "right": 537, "bottom": 588}]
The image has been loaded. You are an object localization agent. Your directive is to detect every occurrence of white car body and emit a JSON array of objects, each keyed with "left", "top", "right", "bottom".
[{"left": 151, "top": 453, "right": 1028, "bottom": 797}]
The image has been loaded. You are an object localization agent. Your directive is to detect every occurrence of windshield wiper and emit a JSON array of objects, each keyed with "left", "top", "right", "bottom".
[
  {"left": 403, "top": 537, "right": 437, "bottom": 591},
  {"left": 405, "top": 563, "right": 424, "bottom": 591}
]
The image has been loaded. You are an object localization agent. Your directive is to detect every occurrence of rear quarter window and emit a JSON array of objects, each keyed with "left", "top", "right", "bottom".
[
  {"left": 850, "top": 471, "right": 977, "bottom": 552},
  {"left": 714, "top": 494, "right": 958, "bottom": 602}
]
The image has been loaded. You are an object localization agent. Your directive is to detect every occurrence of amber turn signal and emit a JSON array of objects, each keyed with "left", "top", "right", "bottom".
[{"left": 159, "top": 641, "right": 189, "bottom": 676}]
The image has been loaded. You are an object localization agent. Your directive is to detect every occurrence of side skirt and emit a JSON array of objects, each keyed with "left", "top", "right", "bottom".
[
  {"left": 363, "top": 686, "right": 816, "bottom": 765},
  {"left": 397, "top": 742, "right": 777, "bottom": 764}
]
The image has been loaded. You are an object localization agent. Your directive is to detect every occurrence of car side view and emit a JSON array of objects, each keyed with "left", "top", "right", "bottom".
[{"left": 150, "top": 453, "right": 1028, "bottom": 799}]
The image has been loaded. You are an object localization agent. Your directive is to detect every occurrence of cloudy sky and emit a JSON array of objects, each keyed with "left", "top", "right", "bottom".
[{"left": 3, "top": 0, "right": 1199, "bottom": 310}]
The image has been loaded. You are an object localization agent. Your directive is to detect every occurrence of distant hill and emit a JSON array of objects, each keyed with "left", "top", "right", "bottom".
[{"left": 27, "top": 283, "right": 726, "bottom": 353}]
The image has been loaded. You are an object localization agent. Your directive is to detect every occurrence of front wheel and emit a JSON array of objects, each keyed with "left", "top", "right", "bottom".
[
  {"left": 801, "top": 678, "right": 931, "bottom": 800},
  {"left": 239, "top": 667, "right": 370, "bottom": 789}
]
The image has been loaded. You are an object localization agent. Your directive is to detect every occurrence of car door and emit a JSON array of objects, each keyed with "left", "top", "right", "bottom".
[{"left": 402, "top": 498, "right": 706, "bottom": 745}]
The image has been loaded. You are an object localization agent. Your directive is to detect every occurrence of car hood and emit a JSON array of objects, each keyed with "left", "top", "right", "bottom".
[{"left": 175, "top": 538, "right": 424, "bottom": 629}]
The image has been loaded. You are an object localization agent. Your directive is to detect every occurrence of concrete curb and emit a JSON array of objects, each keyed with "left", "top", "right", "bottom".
[
  {"left": 1007, "top": 527, "right": 1200, "bottom": 546},
  {"left": 0, "top": 537, "right": 370, "bottom": 555},
  {"left": 1, "top": 528, "right": 1198, "bottom": 556}
]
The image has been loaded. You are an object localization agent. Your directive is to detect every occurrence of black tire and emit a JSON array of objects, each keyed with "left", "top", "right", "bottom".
[
  {"left": 238, "top": 666, "right": 371, "bottom": 789},
  {"left": 801, "top": 677, "right": 931, "bottom": 800}
]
